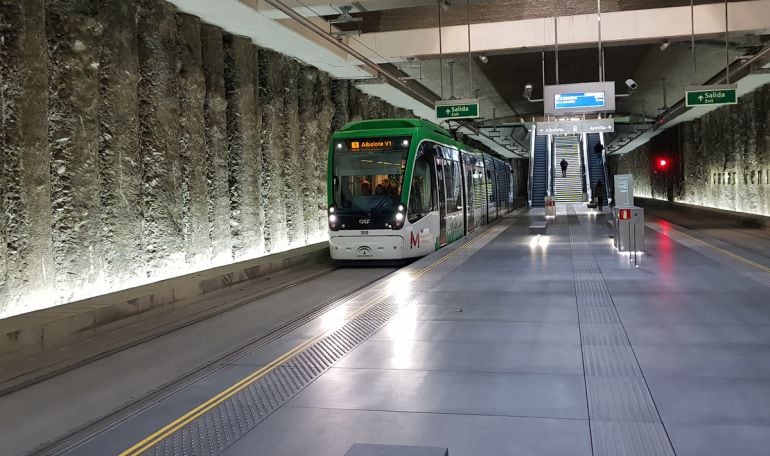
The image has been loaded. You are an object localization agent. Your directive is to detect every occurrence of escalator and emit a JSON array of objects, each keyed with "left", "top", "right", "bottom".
[
  {"left": 586, "top": 133, "right": 608, "bottom": 205},
  {"left": 529, "top": 135, "right": 548, "bottom": 207}
]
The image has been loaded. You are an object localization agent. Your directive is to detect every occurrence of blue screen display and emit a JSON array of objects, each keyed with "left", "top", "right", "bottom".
[{"left": 554, "top": 91, "right": 606, "bottom": 110}]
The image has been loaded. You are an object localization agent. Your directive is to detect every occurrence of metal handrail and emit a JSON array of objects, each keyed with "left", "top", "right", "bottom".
[
  {"left": 528, "top": 127, "right": 536, "bottom": 206},
  {"left": 546, "top": 135, "right": 552, "bottom": 197},
  {"left": 582, "top": 133, "right": 592, "bottom": 202},
  {"left": 601, "top": 132, "right": 610, "bottom": 203}
]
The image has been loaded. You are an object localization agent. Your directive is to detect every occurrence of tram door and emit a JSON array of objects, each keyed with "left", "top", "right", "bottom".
[
  {"left": 464, "top": 159, "right": 475, "bottom": 233},
  {"left": 434, "top": 155, "right": 447, "bottom": 246}
]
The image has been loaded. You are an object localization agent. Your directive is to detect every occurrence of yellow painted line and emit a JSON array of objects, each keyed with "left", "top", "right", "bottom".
[
  {"left": 652, "top": 222, "right": 770, "bottom": 274},
  {"left": 120, "top": 223, "right": 502, "bottom": 456}
]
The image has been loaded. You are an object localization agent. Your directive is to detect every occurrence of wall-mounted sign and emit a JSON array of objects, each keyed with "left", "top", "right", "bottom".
[
  {"left": 435, "top": 98, "right": 480, "bottom": 120},
  {"left": 685, "top": 84, "right": 737, "bottom": 107},
  {"left": 544, "top": 82, "right": 616, "bottom": 115},
  {"left": 536, "top": 118, "right": 615, "bottom": 135}
]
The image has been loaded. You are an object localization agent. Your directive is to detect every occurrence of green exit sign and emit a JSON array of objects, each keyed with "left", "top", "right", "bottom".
[
  {"left": 435, "top": 99, "right": 480, "bottom": 120},
  {"left": 685, "top": 84, "right": 737, "bottom": 107}
]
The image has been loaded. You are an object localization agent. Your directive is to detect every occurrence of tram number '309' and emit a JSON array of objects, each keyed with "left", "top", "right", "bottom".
[
  {"left": 360, "top": 230, "right": 369, "bottom": 235},
  {"left": 410, "top": 231, "right": 420, "bottom": 248}
]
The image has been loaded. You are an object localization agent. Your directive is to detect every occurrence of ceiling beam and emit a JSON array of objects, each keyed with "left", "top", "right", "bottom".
[{"left": 348, "top": 1, "right": 770, "bottom": 61}]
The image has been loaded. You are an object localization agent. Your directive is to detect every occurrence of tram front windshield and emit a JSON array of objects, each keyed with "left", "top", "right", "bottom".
[{"left": 332, "top": 136, "right": 410, "bottom": 214}]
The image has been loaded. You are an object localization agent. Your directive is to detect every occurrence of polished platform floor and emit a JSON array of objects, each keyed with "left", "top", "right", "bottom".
[{"left": 6, "top": 204, "right": 770, "bottom": 456}]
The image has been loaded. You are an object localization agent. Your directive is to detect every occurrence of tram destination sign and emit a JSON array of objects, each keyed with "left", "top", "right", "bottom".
[
  {"left": 685, "top": 84, "right": 737, "bottom": 107},
  {"left": 435, "top": 99, "right": 480, "bottom": 120}
]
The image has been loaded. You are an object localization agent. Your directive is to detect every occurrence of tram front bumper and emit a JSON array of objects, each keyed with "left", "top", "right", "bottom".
[{"left": 329, "top": 235, "right": 404, "bottom": 260}]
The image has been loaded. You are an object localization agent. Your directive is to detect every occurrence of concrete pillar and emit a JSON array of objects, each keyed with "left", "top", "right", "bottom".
[
  {"left": 97, "top": 0, "right": 143, "bottom": 286},
  {"left": 282, "top": 59, "right": 305, "bottom": 247},
  {"left": 137, "top": 0, "right": 184, "bottom": 276},
  {"left": 200, "top": 24, "right": 232, "bottom": 262},
  {"left": 46, "top": 0, "right": 104, "bottom": 303},
  {"left": 176, "top": 13, "right": 210, "bottom": 266},
  {"left": 259, "top": 49, "right": 288, "bottom": 252},
  {"left": 224, "top": 34, "right": 263, "bottom": 259},
  {"left": 0, "top": 0, "right": 52, "bottom": 316}
]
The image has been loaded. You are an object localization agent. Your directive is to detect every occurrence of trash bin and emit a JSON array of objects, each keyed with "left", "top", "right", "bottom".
[
  {"left": 612, "top": 206, "right": 644, "bottom": 252},
  {"left": 544, "top": 196, "right": 556, "bottom": 217}
]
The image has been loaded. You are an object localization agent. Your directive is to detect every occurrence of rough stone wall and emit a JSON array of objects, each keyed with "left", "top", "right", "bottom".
[
  {"left": 225, "top": 34, "right": 263, "bottom": 259},
  {"left": 0, "top": 0, "right": 413, "bottom": 318},
  {"left": 610, "top": 84, "right": 770, "bottom": 215},
  {"left": 0, "top": 0, "right": 53, "bottom": 312}
]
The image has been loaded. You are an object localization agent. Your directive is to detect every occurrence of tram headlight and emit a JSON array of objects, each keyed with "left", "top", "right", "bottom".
[
  {"left": 398, "top": 205, "right": 405, "bottom": 212},
  {"left": 328, "top": 213, "right": 338, "bottom": 231},
  {"left": 395, "top": 212, "right": 404, "bottom": 222},
  {"left": 329, "top": 214, "right": 337, "bottom": 223},
  {"left": 329, "top": 206, "right": 335, "bottom": 214}
]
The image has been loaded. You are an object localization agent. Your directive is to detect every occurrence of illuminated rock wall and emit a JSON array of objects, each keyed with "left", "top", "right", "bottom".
[
  {"left": 610, "top": 83, "right": 770, "bottom": 215},
  {"left": 0, "top": 0, "right": 413, "bottom": 319}
]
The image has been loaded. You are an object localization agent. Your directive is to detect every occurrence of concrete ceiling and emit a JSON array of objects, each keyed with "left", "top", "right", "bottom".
[{"left": 172, "top": 0, "right": 770, "bottom": 158}]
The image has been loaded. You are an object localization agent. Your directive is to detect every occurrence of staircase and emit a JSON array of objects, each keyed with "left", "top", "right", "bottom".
[
  {"left": 586, "top": 133, "right": 608, "bottom": 205},
  {"left": 530, "top": 135, "right": 548, "bottom": 207},
  {"left": 552, "top": 135, "right": 584, "bottom": 203}
]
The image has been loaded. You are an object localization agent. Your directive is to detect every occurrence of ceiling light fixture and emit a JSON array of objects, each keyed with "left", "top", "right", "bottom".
[
  {"left": 659, "top": 39, "right": 670, "bottom": 51},
  {"left": 478, "top": 53, "right": 488, "bottom": 64}
]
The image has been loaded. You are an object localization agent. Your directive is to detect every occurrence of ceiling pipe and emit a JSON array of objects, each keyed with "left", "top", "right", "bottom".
[{"left": 262, "top": 0, "right": 437, "bottom": 108}]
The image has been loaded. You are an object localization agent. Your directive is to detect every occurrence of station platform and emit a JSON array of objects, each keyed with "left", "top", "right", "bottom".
[{"left": 3, "top": 204, "right": 770, "bottom": 456}]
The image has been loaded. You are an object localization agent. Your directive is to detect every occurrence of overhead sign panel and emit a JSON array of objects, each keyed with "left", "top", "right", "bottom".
[
  {"left": 685, "top": 84, "right": 737, "bottom": 107},
  {"left": 536, "top": 119, "right": 615, "bottom": 135},
  {"left": 544, "top": 82, "right": 615, "bottom": 115},
  {"left": 435, "top": 98, "right": 480, "bottom": 120}
]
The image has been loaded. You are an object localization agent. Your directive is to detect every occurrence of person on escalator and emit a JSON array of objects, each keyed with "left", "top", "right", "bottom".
[
  {"left": 594, "top": 180, "right": 606, "bottom": 211},
  {"left": 560, "top": 158, "right": 568, "bottom": 178}
]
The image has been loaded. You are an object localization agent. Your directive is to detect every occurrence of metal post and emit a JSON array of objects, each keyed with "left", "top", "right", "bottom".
[
  {"left": 541, "top": 50, "right": 546, "bottom": 92},
  {"left": 662, "top": 77, "right": 667, "bottom": 109},
  {"left": 438, "top": 1, "right": 444, "bottom": 99},
  {"left": 467, "top": 0, "right": 473, "bottom": 98},
  {"left": 691, "top": 0, "right": 696, "bottom": 84},
  {"left": 724, "top": 0, "right": 730, "bottom": 83},
  {"left": 449, "top": 60, "right": 455, "bottom": 99},
  {"left": 597, "top": 0, "right": 603, "bottom": 81},
  {"left": 553, "top": 0, "right": 559, "bottom": 84}
]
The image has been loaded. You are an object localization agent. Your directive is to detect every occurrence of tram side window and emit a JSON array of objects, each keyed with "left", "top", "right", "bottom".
[{"left": 408, "top": 154, "right": 435, "bottom": 222}]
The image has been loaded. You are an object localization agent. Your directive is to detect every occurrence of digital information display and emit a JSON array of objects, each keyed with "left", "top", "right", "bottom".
[
  {"left": 350, "top": 139, "right": 393, "bottom": 151},
  {"left": 543, "top": 82, "right": 615, "bottom": 115},
  {"left": 554, "top": 92, "right": 606, "bottom": 110},
  {"left": 343, "top": 136, "right": 410, "bottom": 152}
]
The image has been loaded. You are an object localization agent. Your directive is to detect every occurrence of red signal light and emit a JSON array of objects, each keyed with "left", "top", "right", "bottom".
[{"left": 659, "top": 159, "right": 667, "bottom": 168}]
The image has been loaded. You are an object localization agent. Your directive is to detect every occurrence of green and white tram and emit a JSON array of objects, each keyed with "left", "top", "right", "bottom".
[{"left": 327, "top": 118, "right": 514, "bottom": 260}]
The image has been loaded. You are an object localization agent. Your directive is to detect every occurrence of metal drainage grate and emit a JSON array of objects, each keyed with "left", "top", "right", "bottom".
[{"left": 144, "top": 295, "right": 413, "bottom": 456}]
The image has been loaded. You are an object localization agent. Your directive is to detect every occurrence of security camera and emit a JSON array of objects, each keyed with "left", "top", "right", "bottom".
[
  {"left": 523, "top": 83, "right": 533, "bottom": 99},
  {"left": 478, "top": 53, "right": 489, "bottom": 64},
  {"left": 625, "top": 79, "right": 638, "bottom": 91}
]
